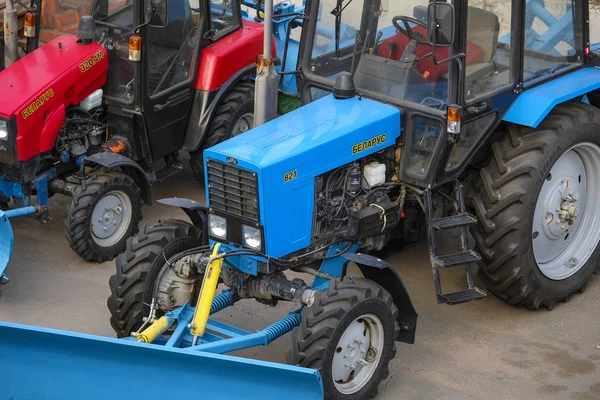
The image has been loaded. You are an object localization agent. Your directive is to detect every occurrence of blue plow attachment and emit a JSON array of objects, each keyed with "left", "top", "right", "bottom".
[
  {"left": 0, "top": 207, "right": 36, "bottom": 282},
  {"left": 0, "top": 321, "right": 324, "bottom": 399}
]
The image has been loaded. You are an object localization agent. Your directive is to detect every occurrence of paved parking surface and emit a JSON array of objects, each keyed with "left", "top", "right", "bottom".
[{"left": 1, "top": 165, "right": 599, "bottom": 399}]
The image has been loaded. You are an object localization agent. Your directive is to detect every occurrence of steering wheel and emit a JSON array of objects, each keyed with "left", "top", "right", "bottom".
[{"left": 392, "top": 16, "right": 431, "bottom": 46}]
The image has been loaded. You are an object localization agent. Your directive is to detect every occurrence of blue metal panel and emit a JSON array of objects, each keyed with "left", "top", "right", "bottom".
[
  {"left": 0, "top": 211, "right": 15, "bottom": 282},
  {"left": 503, "top": 67, "right": 600, "bottom": 128},
  {"left": 205, "top": 94, "right": 401, "bottom": 257},
  {"left": 312, "top": 243, "right": 358, "bottom": 290},
  {"left": 0, "top": 322, "right": 324, "bottom": 400},
  {"left": 0, "top": 176, "right": 24, "bottom": 199},
  {"left": 0, "top": 206, "right": 35, "bottom": 281}
]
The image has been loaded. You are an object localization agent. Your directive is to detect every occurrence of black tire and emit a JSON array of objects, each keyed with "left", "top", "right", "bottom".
[
  {"left": 189, "top": 80, "right": 255, "bottom": 181},
  {"left": 107, "top": 219, "right": 204, "bottom": 337},
  {"left": 288, "top": 278, "right": 399, "bottom": 400},
  {"left": 66, "top": 171, "right": 143, "bottom": 262},
  {"left": 468, "top": 102, "right": 600, "bottom": 310}
]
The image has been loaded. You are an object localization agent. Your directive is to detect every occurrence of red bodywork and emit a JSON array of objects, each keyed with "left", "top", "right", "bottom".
[
  {"left": 378, "top": 27, "right": 484, "bottom": 83},
  {"left": 196, "top": 20, "right": 274, "bottom": 91},
  {"left": 0, "top": 36, "right": 108, "bottom": 162}
]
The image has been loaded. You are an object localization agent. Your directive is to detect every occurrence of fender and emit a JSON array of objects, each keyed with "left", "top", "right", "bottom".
[
  {"left": 82, "top": 153, "right": 152, "bottom": 205},
  {"left": 156, "top": 197, "right": 209, "bottom": 245},
  {"left": 183, "top": 65, "right": 256, "bottom": 153},
  {"left": 503, "top": 67, "right": 600, "bottom": 128},
  {"left": 342, "top": 252, "right": 418, "bottom": 345}
]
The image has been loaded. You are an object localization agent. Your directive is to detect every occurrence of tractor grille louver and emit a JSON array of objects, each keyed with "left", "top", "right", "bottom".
[{"left": 207, "top": 159, "right": 259, "bottom": 222}]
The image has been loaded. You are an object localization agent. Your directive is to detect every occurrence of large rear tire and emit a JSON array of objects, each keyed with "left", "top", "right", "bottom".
[
  {"left": 468, "top": 102, "right": 600, "bottom": 310},
  {"left": 66, "top": 171, "right": 143, "bottom": 262},
  {"left": 107, "top": 219, "right": 205, "bottom": 337},
  {"left": 189, "top": 80, "right": 255, "bottom": 181},
  {"left": 288, "top": 278, "right": 399, "bottom": 399}
]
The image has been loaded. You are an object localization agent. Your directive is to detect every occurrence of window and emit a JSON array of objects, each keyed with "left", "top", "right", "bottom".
[
  {"left": 146, "top": 0, "right": 201, "bottom": 96},
  {"left": 308, "top": 0, "right": 449, "bottom": 109},
  {"left": 464, "top": 2, "right": 513, "bottom": 101},
  {"left": 523, "top": 0, "right": 583, "bottom": 85},
  {"left": 209, "top": 0, "right": 239, "bottom": 38}
]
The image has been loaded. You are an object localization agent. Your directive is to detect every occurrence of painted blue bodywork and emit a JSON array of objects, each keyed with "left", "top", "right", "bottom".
[
  {"left": 1, "top": 288, "right": 324, "bottom": 399},
  {"left": 0, "top": 206, "right": 36, "bottom": 283},
  {"left": 503, "top": 67, "right": 600, "bottom": 128},
  {"left": 0, "top": 168, "right": 56, "bottom": 208},
  {"left": 312, "top": 243, "right": 358, "bottom": 290},
  {"left": 205, "top": 94, "right": 401, "bottom": 258},
  {"left": 0, "top": 319, "right": 323, "bottom": 399}
]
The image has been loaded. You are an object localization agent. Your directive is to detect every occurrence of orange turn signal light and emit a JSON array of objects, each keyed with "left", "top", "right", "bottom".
[
  {"left": 24, "top": 12, "right": 37, "bottom": 37},
  {"left": 447, "top": 105, "right": 462, "bottom": 135},
  {"left": 129, "top": 36, "right": 142, "bottom": 61}
]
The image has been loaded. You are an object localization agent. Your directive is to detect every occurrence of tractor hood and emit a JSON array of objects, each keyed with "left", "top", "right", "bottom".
[
  {"left": 205, "top": 94, "right": 401, "bottom": 195},
  {"left": 204, "top": 94, "right": 401, "bottom": 258},
  {"left": 0, "top": 36, "right": 107, "bottom": 119},
  {"left": 0, "top": 36, "right": 108, "bottom": 161}
]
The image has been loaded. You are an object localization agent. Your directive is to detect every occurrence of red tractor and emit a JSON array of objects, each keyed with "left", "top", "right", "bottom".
[{"left": 0, "top": 0, "right": 268, "bottom": 261}]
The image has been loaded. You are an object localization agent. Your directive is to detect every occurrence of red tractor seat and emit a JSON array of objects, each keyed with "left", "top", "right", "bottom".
[{"left": 377, "top": 26, "right": 485, "bottom": 83}]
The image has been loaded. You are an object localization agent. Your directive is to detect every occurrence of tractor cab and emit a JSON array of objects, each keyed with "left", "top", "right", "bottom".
[
  {"left": 91, "top": 0, "right": 250, "bottom": 163},
  {"left": 298, "top": 0, "right": 587, "bottom": 187}
]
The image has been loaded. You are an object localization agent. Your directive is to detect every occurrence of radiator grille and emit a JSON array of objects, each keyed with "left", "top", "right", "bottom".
[{"left": 207, "top": 159, "right": 259, "bottom": 221}]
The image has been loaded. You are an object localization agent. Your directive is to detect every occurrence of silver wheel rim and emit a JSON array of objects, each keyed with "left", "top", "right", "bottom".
[
  {"left": 90, "top": 190, "right": 132, "bottom": 248},
  {"left": 232, "top": 112, "right": 254, "bottom": 136},
  {"left": 532, "top": 142, "right": 600, "bottom": 280},
  {"left": 331, "top": 313, "right": 384, "bottom": 395}
]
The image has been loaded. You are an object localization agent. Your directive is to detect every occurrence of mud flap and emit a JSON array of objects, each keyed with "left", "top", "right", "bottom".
[
  {"left": 0, "top": 322, "right": 323, "bottom": 399},
  {"left": 343, "top": 252, "right": 418, "bottom": 344}
]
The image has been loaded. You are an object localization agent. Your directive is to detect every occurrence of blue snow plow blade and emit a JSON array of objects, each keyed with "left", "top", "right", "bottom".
[
  {"left": 0, "top": 207, "right": 36, "bottom": 281},
  {"left": 0, "top": 322, "right": 324, "bottom": 400}
]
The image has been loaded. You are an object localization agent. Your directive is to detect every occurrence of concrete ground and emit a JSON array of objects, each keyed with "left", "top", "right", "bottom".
[{"left": 1, "top": 164, "right": 599, "bottom": 400}]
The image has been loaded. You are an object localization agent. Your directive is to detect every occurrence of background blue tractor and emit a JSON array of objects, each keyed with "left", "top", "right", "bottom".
[{"left": 102, "top": 0, "right": 600, "bottom": 398}]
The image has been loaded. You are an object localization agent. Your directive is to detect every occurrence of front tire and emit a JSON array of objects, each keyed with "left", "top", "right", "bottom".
[
  {"left": 66, "top": 171, "right": 143, "bottom": 262},
  {"left": 469, "top": 102, "right": 600, "bottom": 310},
  {"left": 107, "top": 219, "right": 205, "bottom": 337},
  {"left": 189, "top": 80, "right": 255, "bottom": 181},
  {"left": 288, "top": 278, "right": 399, "bottom": 399}
]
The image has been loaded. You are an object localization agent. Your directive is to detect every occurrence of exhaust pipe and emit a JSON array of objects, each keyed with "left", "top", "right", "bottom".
[
  {"left": 3, "top": 0, "right": 19, "bottom": 67},
  {"left": 254, "top": 0, "right": 278, "bottom": 127}
]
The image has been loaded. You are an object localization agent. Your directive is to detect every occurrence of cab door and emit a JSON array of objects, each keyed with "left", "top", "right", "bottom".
[
  {"left": 141, "top": 0, "right": 207, "bottom": 161},
  {"left": 437, "top": 0, "right": 521, "bottom": 183}
]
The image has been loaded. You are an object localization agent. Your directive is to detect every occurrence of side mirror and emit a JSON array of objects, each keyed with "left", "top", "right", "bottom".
[
  {"left": 427, "top": 2, "right": 455, "bottom": 47},
  {"left": 146, "top": 0, "right": 168, "bottom": 27}
]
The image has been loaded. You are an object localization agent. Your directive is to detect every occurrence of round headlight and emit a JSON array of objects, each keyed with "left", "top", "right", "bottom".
[
  {"left": 242, "top": 225, "right": 262, "bottom": 250},
  {"left": 208, "top": 214, "right": 227, "bottom": 239}
]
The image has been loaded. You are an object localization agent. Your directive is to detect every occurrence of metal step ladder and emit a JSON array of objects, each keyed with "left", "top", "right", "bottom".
[
  {"left": 425, "top": 182, "right": 487, "bottom": 305},
  {"left": 156, "top": 164, "right": 184, "bottom": 183}
]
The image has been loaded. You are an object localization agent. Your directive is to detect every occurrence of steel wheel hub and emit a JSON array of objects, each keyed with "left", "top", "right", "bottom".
[
  {"left": 91, "top": 190, "right": 132, "bottom": 247},
  {"left": 232, "top": 113, "right": 254, "bottom": 136},
  {"left": 533, "top": 142, "right": 600, "bottom": 280},
  {"left": 331, "top": 314, "right": 384, "bottom": 395}
]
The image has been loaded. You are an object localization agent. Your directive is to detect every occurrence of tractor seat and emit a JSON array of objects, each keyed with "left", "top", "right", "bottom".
[
  {"left": 377, "top": 7, "right": 500, "bottom": 86},
  {"left": 377, "top": 26, "right": 485, "bottom": 83}
]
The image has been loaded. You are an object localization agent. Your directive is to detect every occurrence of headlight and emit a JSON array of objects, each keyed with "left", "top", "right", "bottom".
[
  {"left": 208, "top": 214, "right": 227, "bottom": 239},
  {"left": 0, "top": 121, "right": 8, "bottom": 141},
  {"left": 242, "top": 225, "right": 262, "bottom": 250}
]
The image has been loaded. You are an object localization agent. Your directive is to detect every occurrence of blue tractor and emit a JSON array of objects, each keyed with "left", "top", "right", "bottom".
[{"left": 105, "top": 0, "right": 600, "bottom": 397}]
